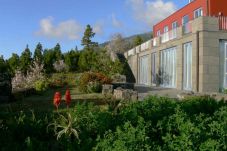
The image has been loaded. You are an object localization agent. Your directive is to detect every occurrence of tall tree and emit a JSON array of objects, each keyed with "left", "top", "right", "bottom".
[
  {"left": 43, "top": 49, "right": 56, "bottom": 73},
  {"left": 7, "top": 53, "right": 20, "bottom": 74},
  {"left": 106, "top": 33, "right": 130, "bottom": 54},
  {"left": 20, "top": 45, "right": 32, "bottom": 74},
  {"left": 54, "top": 43, "right": 62, "bottom": 61},
  {"left": 133, "top": 35, "right": 143, "bottom": 47},
  {"left": 64, "top": 50, "right": 80, "bottom": 71},
  {"left": 81, "top": 25, "right": 98, "bottom": 51},
  {"left": 0, "top": 55, "right": 8, "bottom": 73},
  {"left": 33, "top": 42, "right": 43, "bottom": 64}
]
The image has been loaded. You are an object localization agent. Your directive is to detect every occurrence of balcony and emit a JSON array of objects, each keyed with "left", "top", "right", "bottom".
[{"left": 161, "top": 29, "right": 177, "bottom": 43}]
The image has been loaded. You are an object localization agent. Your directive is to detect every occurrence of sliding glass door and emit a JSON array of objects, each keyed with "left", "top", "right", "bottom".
[
  {"left": 139, "top": 55, "right": 149, "bottom": 85},
  {"left": 160, "top": 47, "right": 176, "bottom": 88},
  {"left": 183, "top": 42, "right": 192, "bottom": 90}
]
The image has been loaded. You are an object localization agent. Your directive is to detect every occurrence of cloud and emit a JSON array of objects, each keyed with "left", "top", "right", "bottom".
[
  {"left": 93, "top": 21, "right": 104, "bottom": 35},
  {"left": 35, "top": 17, "right": 83, "bottom": 40},
  {"left": 127, "top": 0, "right": 177, "bottom": 27},
  {"left": 111, "top": 14, "right": 123, "bottom": 28}
]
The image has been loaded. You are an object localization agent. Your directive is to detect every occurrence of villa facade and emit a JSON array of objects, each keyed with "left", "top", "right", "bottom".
[{"left": 124, "top": 0, "right": 227, "bottom": 92}]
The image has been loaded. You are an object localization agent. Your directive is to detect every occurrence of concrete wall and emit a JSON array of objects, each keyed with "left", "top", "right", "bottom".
[{"left": 126, "top": 16, "right": 227, "bottom": 93}]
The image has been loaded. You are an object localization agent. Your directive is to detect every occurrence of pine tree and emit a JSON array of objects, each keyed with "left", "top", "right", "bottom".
[
  {"left": 0, "top": 55, "right": 8, "bottom": 73},
  {"left": 54, "top": 43, "right": 62, "bottom": 61},
  {"left": 81, "top": 25, "right": 98, "bottom": 51},
  {"left": 65, "top": 50, "right": 80, "bottom": 71},
  {"left": 8, "top": 53, "right": 20, "bottom": 74},
  {"left": 33, "top": 42, "right": 43, "bottom": 64},
  {"left": 43, "top": 49, "right": 56, "bottom": 73},
  {"left": 20, "top": 45, "right": 32, "bottom": 74}
]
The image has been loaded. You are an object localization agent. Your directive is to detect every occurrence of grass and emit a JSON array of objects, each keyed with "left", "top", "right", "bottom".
[{"left": 0, "top": 86, "right": 106, "bottom": 115}]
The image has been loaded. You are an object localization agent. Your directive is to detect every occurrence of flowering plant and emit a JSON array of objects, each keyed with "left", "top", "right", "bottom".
[
  {"left": 65, "top": 89, "right": 71, "bottom": 108},
  {"left": 53, "top": 92, "right": 61, "bottom": 110}
]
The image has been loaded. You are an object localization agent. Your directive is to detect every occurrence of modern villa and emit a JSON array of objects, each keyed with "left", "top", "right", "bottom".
[{"left": 124, "top": 0, "right": 227, "bottom": 93}]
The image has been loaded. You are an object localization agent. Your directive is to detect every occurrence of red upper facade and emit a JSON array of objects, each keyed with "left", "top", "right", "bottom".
[{"left": 153, "top": 0, "right": 227, "bottom": 37}]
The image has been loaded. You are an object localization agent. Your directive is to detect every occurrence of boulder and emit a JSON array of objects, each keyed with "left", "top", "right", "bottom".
[
  {"left": 102, "top": 84, "right": 113, "bottom": 95},
  {"left": 113, "top": 87, "right": 138, "bottom": 101}
]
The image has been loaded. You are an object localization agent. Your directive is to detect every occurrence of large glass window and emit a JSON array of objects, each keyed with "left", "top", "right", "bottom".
[
  {"left": 194, "top": 8, "right": 203, "bottom": 19},
  {"left": 151, "top": 53, "right": 156, "bottom": 85},
  {"left": 182, "top": 15, "right": 191, "bottom": 34},
  {"left": 183, "top": 42, "right": 192, "bottom": 90},
  {"left": 172, "top": 21, "right": 178, "bottom": 38},
  {"left": 224, "top": 43, "right": 227, "bottom": 88},
  {"left": 182, "top": 15, "right": 189, "bottom": 25},
  {"left": 139, "top": 55, "right": 149, "bottom": 85},
  {"left": 157, "top": 30, "right": 161, "bottom": 37},
  {"left": 160, "top": 47, "right": 177, "bottom": 88}
]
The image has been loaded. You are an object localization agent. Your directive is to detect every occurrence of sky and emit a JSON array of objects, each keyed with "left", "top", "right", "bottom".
[{"left": 0, "top": 0, "right": 188, "bottom": 59}]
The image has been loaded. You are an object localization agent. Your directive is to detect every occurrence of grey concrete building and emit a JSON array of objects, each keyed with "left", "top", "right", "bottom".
[{"left": 124, "top": 15, "right": 227, "bottom": 93}]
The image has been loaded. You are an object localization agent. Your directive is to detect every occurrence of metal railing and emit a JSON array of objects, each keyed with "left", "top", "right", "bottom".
[{"left": 219, "top": 16, "right": 227, "bottom": 30}]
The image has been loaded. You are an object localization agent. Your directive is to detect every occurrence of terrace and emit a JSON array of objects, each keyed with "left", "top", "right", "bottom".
[{"left": 125, "top": 16, "right": 227, "bottom": 58}]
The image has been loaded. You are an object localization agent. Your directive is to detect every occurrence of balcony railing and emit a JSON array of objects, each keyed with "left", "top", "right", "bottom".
[
  {"left": 183, "top": 22, "right": 192, "bottom": 34},
  {"left": 219, "top": 16, "right": 227, "bottom": 30},
  {"left": 161, "top": 29, "right": 177, "bottom": 43},
  {"left": 141, "top": 40, "right": 152, "bottom": 51}
]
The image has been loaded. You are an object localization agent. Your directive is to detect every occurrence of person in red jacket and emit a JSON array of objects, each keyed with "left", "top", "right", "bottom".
[
  {"left": 53, "top": 92, "right": 61, "bottom": 111},
  {"left": 65, "top": 89, "right": 71, "bottom": 108}
]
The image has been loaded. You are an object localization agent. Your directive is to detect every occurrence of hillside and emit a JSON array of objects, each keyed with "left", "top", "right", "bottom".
[{"left": 99, "top": 31, "right": 153, "bottom": 48}]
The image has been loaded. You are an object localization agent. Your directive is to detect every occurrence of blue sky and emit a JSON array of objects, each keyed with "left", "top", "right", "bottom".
[{"left": 0, "top": 0, "right": 188, "bottom": 59}]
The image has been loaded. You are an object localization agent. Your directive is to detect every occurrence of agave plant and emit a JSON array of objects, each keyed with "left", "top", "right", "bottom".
[{"left": 48, "top": 113, "right": 80, "bottom": 141}]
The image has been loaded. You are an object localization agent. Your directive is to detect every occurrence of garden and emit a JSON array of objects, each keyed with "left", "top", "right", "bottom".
[
  {"left": 0, "top": 24, "right": 227, "bottom": 151},
  {"left": 0, "top": 94, "right": 226, "bottom": 150}
]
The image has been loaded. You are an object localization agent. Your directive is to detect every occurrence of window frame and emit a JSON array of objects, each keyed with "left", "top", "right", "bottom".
[{"left": 194, "top": 7, "right": 203, "bottom": 19}]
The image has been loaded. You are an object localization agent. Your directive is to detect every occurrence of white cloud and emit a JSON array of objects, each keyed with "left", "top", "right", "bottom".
[
  {"left": 127, "top": 0, "right": 177, "bottom": 27},
  {"left": 111, "top": 14, "right": 123, "bottom": 28},
  {"left": 35, "top": 17, "right": 83, "bottom": 40},
  {"left": 93, "top": 21, "right": 104, "bottom": 35}
]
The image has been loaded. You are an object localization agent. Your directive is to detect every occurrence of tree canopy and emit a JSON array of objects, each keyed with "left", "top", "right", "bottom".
[
  {"left": 81, "top": 24, "right": 98, "bottom": 51},
  {"left": 33, "top": 42, "right": 43, "bottom": 64},
  {"left": 20, "top": 45, "right": 32, "bottom": 74}
]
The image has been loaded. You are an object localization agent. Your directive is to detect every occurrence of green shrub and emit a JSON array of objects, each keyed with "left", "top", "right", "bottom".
[
  {"left": 48, "top": 73, "right": 67, "bottom": 88},
  {"left": 79, "top": 72, "right": 112, "bottom": 93},
  {"left": 87, "top": 81, "right": 102, "bottom": 93},
  {"left": 34, "top": 80, "right": 48, "bottom": 93},
  {"left": 1, "top": 96, "right": 227, "bottom": 150}
]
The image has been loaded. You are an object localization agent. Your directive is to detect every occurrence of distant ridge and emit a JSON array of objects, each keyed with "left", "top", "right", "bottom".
[{"left": 99, "top": 31, "right": 153, "bottom": 48}]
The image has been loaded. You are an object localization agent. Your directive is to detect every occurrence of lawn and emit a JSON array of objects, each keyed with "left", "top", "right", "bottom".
[{"left": 0, "top": 86, "right": 106, "bottom": 114}]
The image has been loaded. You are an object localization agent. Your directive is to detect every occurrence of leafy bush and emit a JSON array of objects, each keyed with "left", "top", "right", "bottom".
[
  {"left": 48, "top": 73, "right": 68, "bottom": 88},
  {"left": 79, "top": 72, "right": 112, "bottom": 93},
  {"left": 87, "top": 81, "right": 102, "bottom": 93},
  {"left": 1, "top": 96, "right": 227, "bottom": 150},
  {"left": 34, "top": 80, "right": 48, "bottom": 93}
]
